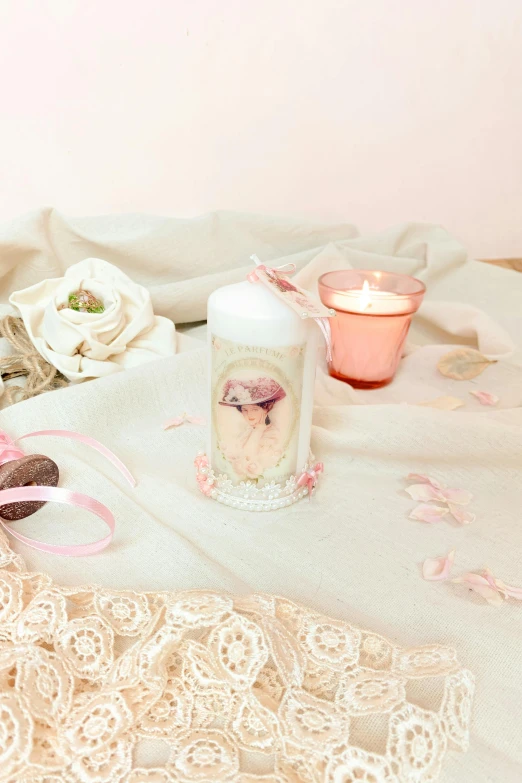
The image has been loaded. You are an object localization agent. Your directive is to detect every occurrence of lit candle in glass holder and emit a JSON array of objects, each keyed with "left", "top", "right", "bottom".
[{"left": 318, "top": 270, "right": 426, "bottom": 389}]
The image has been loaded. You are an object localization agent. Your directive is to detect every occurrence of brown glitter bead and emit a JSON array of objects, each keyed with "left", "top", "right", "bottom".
[{"left": 0, "top": 455, "right": 59, "bottom": 520}]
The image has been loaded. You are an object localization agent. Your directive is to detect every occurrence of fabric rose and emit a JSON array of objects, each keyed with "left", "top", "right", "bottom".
[{"left": 10, "top": 258, "right": 176, "bottom": 381}]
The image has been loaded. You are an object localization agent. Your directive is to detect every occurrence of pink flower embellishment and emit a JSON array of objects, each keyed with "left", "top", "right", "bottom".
[
  {"left": 194, "top": 453, "right": 214, "bottom": 497},
  {"left": 297, "top": 463, "right": 324, "bottom": 498},
  {"left": 197, "top": 477, "right": 213, "bottom": 496},
  {"left": 194, "top": 453, "right": 209, "bottom": 470}
]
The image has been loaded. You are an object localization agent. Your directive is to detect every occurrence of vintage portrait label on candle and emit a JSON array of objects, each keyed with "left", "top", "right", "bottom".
[{"left": 211, "top": 335, "right": 306, "bottom": 485}]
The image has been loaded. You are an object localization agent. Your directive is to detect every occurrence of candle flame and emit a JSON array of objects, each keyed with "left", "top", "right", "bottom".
[{"left": 358, "top": 279, "right": 371, "bottom": 311}]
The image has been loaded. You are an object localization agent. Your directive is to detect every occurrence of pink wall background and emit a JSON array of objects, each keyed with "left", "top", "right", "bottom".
[{"left": 0, "top": 0, "right": 520, "bottom": 257}]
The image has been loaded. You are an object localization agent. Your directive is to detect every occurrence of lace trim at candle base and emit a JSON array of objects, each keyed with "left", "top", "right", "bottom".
[{"left": 194, "top": 454, "right": 319, "bottom": 511}]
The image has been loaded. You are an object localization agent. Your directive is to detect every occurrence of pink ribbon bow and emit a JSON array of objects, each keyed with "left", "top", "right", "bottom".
[
  {"left": 297, "top": 462, "right": 324, "bottom": 498},
  {"left": 0, "top": 429, "right": 135, "bottom": 557}
]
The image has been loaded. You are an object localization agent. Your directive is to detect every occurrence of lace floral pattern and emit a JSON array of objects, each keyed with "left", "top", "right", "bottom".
[{"left": 0, "top": 529, "right": 473, "bottom": 782}]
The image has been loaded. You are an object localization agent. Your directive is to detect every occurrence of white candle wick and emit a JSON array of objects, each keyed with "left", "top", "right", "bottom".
[{"left": 250, "top": 254, "right": 263, "bottom": 267}]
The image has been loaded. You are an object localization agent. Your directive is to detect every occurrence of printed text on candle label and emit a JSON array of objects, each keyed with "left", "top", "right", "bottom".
[{"left": 224, "top": 345, "right": 288, "bottom": 361}]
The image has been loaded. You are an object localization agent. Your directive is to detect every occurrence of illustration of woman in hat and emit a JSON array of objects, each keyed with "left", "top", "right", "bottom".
[{"left": 218, "top": 376, "right": 286, "bottom": 480}]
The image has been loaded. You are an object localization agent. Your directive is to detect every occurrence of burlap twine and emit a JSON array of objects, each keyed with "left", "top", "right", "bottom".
[{"left": 0, "top": 316, "right": 68, "bottom": 407}]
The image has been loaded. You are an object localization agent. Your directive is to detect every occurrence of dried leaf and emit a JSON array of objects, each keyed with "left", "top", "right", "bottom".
[
  {"left": 423, "top": 550, "right": 455, "bottom": 581},
  {"left": 410, "top": 504, "right": 449, "bottom": 524},
  {"left": 437, "top": 349, "right": 495, "bottom": 380},
  {"left": 417, "top": 396, "right": 464, "bottom": 410},
  {"left": 448, "top": 504, "right": 475, "bottom": 525},
  {"left": 469, "top": 390, "right": 499, "bottom": 406}
]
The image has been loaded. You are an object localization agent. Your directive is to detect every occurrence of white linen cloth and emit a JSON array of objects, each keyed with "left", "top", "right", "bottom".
[
  {"left": 9, "top": 257, "right": 176, "bottom": 380},
  {"left": 0, "top": 209, "right": 521, "bottom": 781}
]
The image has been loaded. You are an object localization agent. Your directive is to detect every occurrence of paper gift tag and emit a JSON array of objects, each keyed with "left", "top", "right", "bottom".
[{"left": 254, "top": 266, "right": 335, "bottom": 319}]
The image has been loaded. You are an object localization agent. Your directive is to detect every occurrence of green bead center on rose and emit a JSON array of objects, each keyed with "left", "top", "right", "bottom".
[{"left": 66, "top": 290, "right": 104, "bottom": 314}]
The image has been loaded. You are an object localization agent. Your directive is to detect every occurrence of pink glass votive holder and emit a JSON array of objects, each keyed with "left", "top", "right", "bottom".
[{"left": 318, "top": 270, "right": 426, "bottom": 389}]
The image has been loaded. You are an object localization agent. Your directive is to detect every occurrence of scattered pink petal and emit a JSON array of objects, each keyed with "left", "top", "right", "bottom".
[
  {"left": 470, "top": 390, "right": 499, "bottom": 406},
  {"left": 452, "top": 573, "right": 504, "bottom": 606},
  {"left": 483, "top": 568, "right": 522, "bottom": 600},
  {"left": 164, "top": 413, "right": 206, "bottom": 430},
  {"left": 406, "top": 474, "right": 472, "bottom": 504},
  {"left": 405, "top": 484, "right": 445, "bottom": 503},
  {"left": 441, "top": 487, "right": 473, "bottom": 506},
  {"left": 186, "top": 415, "right": 207, "bottom": 425},
  {"left": 498, "top": 582, "right": 522, "bottom": 600},
  {"left": 163, "top": 416, "right": 185, "bottom": 429},
  {"left": 482, "top": 567, "right": 498, "bottom": 591},
  {"left": 406, "top": 473, "right": 443, "bottom": 489},
  {"left": 405, "top": 473, "right": 474, "bottom": 524},
  {"left": 409, "top": 504, "right": 449, "bottom": 524},
  {"left": 468, "top": 584, "right": 503, "bottom": 606},
  {"left": 448, "top": 504, "right": 476, "bottom": 525},
  {"left": 422, "top": 550, "right": 455, "bottom": 581}
]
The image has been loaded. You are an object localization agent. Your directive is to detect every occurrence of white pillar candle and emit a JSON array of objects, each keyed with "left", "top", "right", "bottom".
[{"left": 206, "top": 279, "right": 319, "bottom": 508}]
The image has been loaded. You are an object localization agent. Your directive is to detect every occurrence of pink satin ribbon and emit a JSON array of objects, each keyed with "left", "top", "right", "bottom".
[
  {"left": 15, "top": 430, "right": 136, "bottom": 487},
  {"left": 0, "top": 486, "right": 114, "bottom": 556},
  {"left": 0, "top": 429, "right": 135, "bottom": 556},
  {"left": 297, "top": 462, "right": 324, "bottom": 498}
]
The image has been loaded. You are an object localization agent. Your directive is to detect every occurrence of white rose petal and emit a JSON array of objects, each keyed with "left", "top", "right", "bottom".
[{"left": 10, "top": 258, "right": 176, "bottom": 381}]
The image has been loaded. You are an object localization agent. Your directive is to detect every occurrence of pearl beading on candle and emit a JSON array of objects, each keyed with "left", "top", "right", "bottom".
[{"left": 194, "top": 453, "right": 319, "bottom": 511}]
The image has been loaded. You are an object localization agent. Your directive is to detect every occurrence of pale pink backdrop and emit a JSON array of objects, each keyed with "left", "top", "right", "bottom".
[{"left": 0, "top": 0, "right": 521, "bottom": 257}]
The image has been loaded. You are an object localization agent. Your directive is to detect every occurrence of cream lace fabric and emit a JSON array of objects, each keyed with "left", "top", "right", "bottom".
[{"left": 0, "top": 529, "right": 473, "bottom": 783}]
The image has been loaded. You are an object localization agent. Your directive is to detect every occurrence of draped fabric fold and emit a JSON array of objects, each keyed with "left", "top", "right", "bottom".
[{"left": 0, "top": 211, "right": 520, "bottom": 780}]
